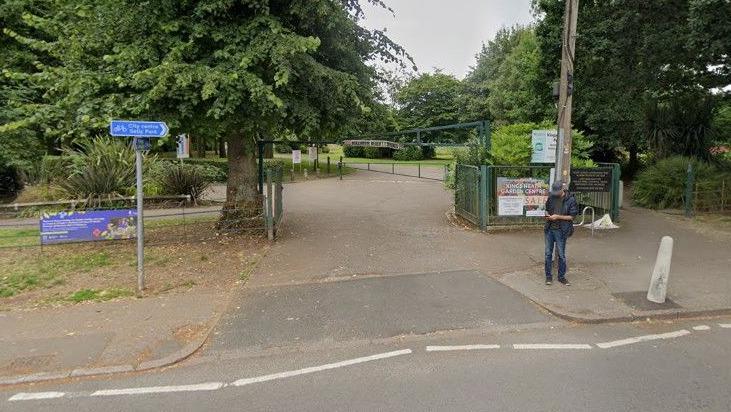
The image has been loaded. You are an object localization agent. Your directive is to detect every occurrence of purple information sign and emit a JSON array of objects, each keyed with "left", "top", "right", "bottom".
[{"left": 40, "top": 209, "right": 138, "bottom": 245}]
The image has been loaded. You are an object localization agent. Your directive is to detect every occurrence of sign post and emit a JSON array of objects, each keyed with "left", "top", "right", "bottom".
[{"left": 110, "top": 120, "right": 168, "bottom": 294}]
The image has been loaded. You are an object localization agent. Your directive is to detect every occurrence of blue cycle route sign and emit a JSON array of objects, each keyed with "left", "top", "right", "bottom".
[{"left": 110, "top": 120, "right": 169, "bottom": 138}]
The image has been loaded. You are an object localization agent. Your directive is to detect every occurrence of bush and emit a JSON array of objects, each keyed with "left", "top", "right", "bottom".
[
  {"left": 632, "top": 156, "right": 729, "bottom": 209},
  {"left": 59, "top": 137, "right": 140, "bottom": 200},
  {"left": 158, "top": 163, "right": 213, "bottom": 201},
  {"left": 14, "top": 184, "right": 66, "bottom": 203},
  {"left": 0, "top": 163, "right": 23, "bottom": 200},
  {"left": 174, "top": 158, "right": 228, "bottom": 182},
  {"left": 393, "top": 145, "right": 424, "bottom": 161},
  {"left": 343, "top": 146, "right": 365, "bottom": 158},
  {"left": 320, "top": 145, "right": 330, "bottom": 154},
  {"left": 275, "top": 144, "right": 293, "bottom": 154}
]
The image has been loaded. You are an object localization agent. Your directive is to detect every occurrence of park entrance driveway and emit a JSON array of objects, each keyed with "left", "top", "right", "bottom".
[
  {"left": 209, "top": 170, "right": 552, "bottom": 353},
  {"left": 250, "top": 170, "right": 523, "bottom": 287}
]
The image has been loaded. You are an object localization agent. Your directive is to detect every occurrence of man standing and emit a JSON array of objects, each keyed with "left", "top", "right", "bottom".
[{"left": 544, "top": 181, "right": 579, "bottom": 285}]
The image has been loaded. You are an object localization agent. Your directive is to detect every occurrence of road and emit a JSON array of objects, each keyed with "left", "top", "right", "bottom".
[
  {"left": 2, "top": 170, "right": 730, "bottom": 411},
  {"left": 3, "top": 317, "right": 730, "bottom": 411}
]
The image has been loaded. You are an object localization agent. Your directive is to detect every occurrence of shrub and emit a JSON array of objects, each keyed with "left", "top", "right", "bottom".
[
  {"left": 275, "top": 144, "right": 293, "bottom": 154},
  {"left": 0, "top": 162, "right": 23, "bottom": 200},
  {"left": 632, "top": 156, "right": 729, "bottom": 209},
  {"left": 168, "top": 158, "right": 228, "bottom": 182},
  {"left": 159, "top": 163, "right": 213, "bottom": 201},
  {"left": 343, "top": 145, "right": 365, "bottom": 158},
  {"left": 363, "top": 146, "right": 386, "bottom": 159},
  {"left": 320, "top": 145, "right": 330, "bottom": 154},
  {"left": 59, "top": 137, "right": 141, "bottom": 200},
  {"left": 393, "top": 145, "right": 423, "bottom": 161},
  {"left": 14, "top": 184, "right": 66, "bottom": 203},
  {"left": 421, "top": 146, "right": 436, "bottom": 159}
]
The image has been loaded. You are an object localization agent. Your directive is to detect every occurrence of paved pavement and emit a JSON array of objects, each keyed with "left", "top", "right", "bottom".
[
  {"left": 0, "top": 290, "right": 227, "bottom": 384},
  {"left": 2, "top": 317, "right": 729, "bottom": 411}
]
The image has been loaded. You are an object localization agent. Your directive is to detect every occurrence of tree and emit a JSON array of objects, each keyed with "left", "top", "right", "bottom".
[
  {"left": 2, "top": 0, "right": 409, "bottom": 221},
  {"left": 533, "top": 0, "right": 730, "bottom": 169},
  {"left": 462, "top": 25, "right": 525, "bottom": 122},
  {"left": 394, "top": 71, "right": 465, "bottom": 142},
  {"left": 485, "top": 28, "right": 549, "bottom": 125}
]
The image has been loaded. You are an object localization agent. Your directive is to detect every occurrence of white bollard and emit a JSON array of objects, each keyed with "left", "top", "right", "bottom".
[{"left": 647, "top": 236, "right": 674, "bottom": 303}]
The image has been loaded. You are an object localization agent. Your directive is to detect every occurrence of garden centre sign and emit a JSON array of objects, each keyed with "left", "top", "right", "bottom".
[
  {"left": 40, "top": 210, "right": 137, "bottom": 245},
  {"left": 496, "top": 177, "right": 550, "bottom": 217},
  {"left": 531, "top": 130, "right": 557, "bottom": 163}
]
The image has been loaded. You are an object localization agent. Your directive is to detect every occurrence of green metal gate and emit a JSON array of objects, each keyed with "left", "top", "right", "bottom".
[{"left": 454, "top": 164, "right": 483, "bottom": 228}]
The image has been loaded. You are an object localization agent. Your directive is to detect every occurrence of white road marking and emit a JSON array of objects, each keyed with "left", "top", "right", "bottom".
[
  {"left": 8, "top": 392, "right": 65, "bottom": 401},
  {"left": 426, "top": 345, "right": 500, "bottom": 352},
  {"left": 692, "top": 325, "right": 711, "bottom": 331},
  {"left": 596, "top": 329, "right": 690, "bottom": 349},
  {"left": 232, "top": 349, "right": 412, "bottom": 387},
  {"left": 90, "top": 382, "right": 225, "bottom": 397},
  {"left": 719, "top": 323, "right": 731, "bottom": 328},
  {"left": 513, "top": 344, "right": 592, "bottom": 350}
]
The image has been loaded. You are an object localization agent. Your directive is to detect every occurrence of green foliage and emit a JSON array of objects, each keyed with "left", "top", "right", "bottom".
[
  {"left": 646, "top": 95, "right": 716, "bottom": 160},
  {"left": 343, "top": 146, "right": 365, "bottom": 158},
  {"left": 393, "top": 146, "right": 424, "bottom": 161},
  {"left": 632, "top": 156, "right": 729, "bottom": 209},
  {"left": 486, "top": 28, "right": 549, "bottom": 125},
  {"left": 59, "top": 137, "right": 142, "bottom": 200},
  {"left": 0, "top": 163, "right": 23, "bottom": 200},
  {"left": 533, "top": 0, "right": 729, "bottom": 162},
  {"left": 394, "top": 72, "right": 468, "bottom": 142},
  {"left": 712, "top": 102, "right": 731, "bottom": 145},
  {"left": 158, "top": 164, "right": 214, "bottom": 201}
]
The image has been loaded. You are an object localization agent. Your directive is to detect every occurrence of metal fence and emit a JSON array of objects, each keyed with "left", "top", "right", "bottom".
[
  {"left": 343, "top": 162, "right": 448, "bottom": 181},
  {"left": 692, "top": 180, "right": 729, "bottom": 214},
  {"left": 454, "top": 164, "right": 482, "bottom": 226},
  {"left": 453, "top": 163, "right": 621, "bottom": 229}
]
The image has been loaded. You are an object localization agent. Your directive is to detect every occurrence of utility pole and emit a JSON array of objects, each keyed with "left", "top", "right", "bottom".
[{"left": 554, "top": 0, "right": 579, "bottom": 185}]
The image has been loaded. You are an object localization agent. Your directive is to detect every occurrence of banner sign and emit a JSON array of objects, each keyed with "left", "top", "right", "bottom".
[
  {"left": 496, "top": 177, "right": 550, "bottom": 217},
  {"left": 176, "top": 134, "right": 190, "bottom": 159},
  {"left": 40, "top": 209, "right": 137, "bottom": 245},
  {"left": 308, "top": 146, "right": 317, "bottom": 161},
  {"left": 531, "top": 130, "right": 557, "bottom": 163},
  {"left": 569, "top": 168, "right": 611, "bottom": 192},
  {"left": 292, "top": 150, "right": 302, "bottom": 164}
]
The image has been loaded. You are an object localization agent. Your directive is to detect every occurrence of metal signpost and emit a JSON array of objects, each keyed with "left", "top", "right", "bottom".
[{"left": 110, "top": 120, "right": 169, "bottom": 294}]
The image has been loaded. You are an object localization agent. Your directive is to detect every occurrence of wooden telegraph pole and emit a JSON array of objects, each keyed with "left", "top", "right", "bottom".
[{"left": 554, "top": 0, "right": 580, "bottom": 185}]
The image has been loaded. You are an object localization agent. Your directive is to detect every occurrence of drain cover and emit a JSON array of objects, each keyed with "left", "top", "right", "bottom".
[{"left": 612, "top": 291, "right": 682, "bottom": 311}]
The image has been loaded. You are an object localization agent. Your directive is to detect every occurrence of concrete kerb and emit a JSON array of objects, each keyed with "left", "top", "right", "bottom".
[
  {"left": 0, "top": 298, "right": 230, "bottom": 387},
  {"left": 522, "top": 295, "right": 731, "bottom": 325}
]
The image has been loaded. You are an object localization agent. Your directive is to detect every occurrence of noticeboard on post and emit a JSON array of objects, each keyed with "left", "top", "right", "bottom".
[
  {"left": 40, "top": 210, "right": 137, "bottom": 245},
  {"left": 569, "top": 168, "right": 611, "bottom": 192},
  {"left": 531, "top": 130, "right": 557, "bottom": 163},
  {"left": 292, "top": 150, "right": 302, "bottom": 164}
]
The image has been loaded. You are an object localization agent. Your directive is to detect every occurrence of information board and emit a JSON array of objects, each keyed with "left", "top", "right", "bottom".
[
  {"left": 40, "top": 209, "right": 137, "bottom": 245},
  {"left": 292, "top": 150, "right": 302, "bottom": 164},
  {"left": 531, "top": 130, "right": 557, "bottom": 163},
  {"left": 569, "top": 168, "right": 611, "bottom": 192}
]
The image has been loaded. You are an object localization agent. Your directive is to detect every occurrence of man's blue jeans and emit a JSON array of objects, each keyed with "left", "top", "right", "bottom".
[{"left": 545, "top": 228, "right": 567, "bottom": 280}]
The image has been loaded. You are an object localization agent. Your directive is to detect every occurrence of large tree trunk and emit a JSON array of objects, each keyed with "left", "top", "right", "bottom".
[{"left": 219, "top": 133, "right": 262, "bottom": 228}]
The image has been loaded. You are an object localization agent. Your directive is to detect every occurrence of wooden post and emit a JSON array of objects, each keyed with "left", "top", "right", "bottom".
[{"left": 554, "top": 0, "right": 580, "bottom": 185}]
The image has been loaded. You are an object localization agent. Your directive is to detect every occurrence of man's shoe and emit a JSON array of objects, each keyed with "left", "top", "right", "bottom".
[
  {"left": 545, "top": 279, "right": 552, "bottom": 285},
  {"left": 558, "top": 277, "right": 570, "bottom": 286}
]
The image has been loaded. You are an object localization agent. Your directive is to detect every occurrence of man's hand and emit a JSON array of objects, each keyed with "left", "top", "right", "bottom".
[{"left": 546, "top": 214, "right": 558, "bottom": 221}]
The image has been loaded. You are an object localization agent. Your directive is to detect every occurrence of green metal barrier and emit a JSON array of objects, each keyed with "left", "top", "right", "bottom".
[{"left": 453, "top": 163, "right": 621, "bottom": 229}]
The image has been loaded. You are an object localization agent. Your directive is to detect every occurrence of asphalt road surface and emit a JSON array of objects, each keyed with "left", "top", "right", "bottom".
[{"left": 3, "top": 317, "right": 730, "bottom": 411}]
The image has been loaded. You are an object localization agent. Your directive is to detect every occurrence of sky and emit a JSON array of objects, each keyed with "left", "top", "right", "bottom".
[{"left": 362, "top": 0, "right": 535, "bottom": 79}]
